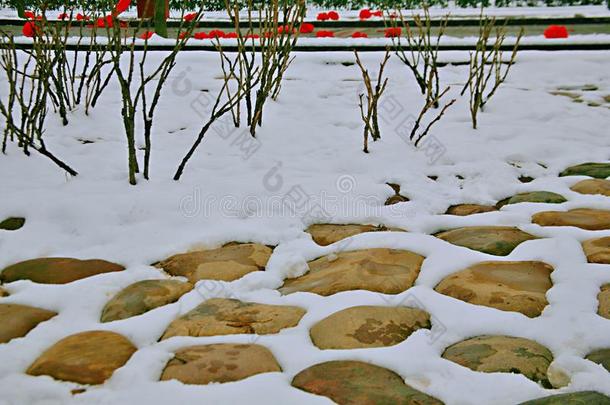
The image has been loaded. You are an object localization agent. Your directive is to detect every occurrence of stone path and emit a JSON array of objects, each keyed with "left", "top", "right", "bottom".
[
  {"left": 160, "top": 343, "right": 281, "bottom": 385},
  {"left": 571, "top": 179, "right": 610, "bottom": 197},
  {"left": 532, "top": 208, "right": 610, "bottom": 231},
  {"left": 2, "top": 162, "right": 610, "bottom": 403},
  {"left": 161, "top": 298, "right": 305, "bottom": 339},
  {"left": 26, "top": 331, "right": 137, "bottom": 385},
  {"left": 0, "top": 257, "right": 124, "bottom": 284},
  {"left": 583, "top": 237, "right": 610, "bottom": 264},
  {"left": 495, "top": 191, "right": 567, "bottom": 209},
  {"left": 155, "top": 242, "right": 273, "bottom": 283},
  {"left": 0, "top": 304, "right": 56, "bottom": 344},
  {"left": 279, "top": 248, "right": 424, "bottom": 296},
  {"left": 434, "top": 226, "right": 538, "bottom": 256},
  {"left": 434, "top": 261, "right": 553, "bottom": 318},
  {"left": 292, "top": 360, "right": 443, "bottom": 404},
  {"left": 101, "top": 279, "right": 193, "bottom": 323},
  {"left": 306, "top": 223, "right": 404, "bottom": 246},
  {"left": 441, "top": 335, "right": 554, "bottom": 388},
  {"left": 309, "top": 305, "right": 430, "bottom": 349}
]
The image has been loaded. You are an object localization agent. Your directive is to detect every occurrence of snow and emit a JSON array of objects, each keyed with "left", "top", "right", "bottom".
[
  {"left": 200, "top": 4, "right": 610, "bottom": 20},
  {"left": 10, "top": 34, "right": 610, "bottom": 49},
  {"left": 1, "top": 42, "right": 610, "bottom": 405},
  {"left": 1, "top": 5, "right": 610, "bottom": 20}
]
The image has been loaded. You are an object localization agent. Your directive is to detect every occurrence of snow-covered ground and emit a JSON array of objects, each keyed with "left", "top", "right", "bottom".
[
  {"left": 0, "top": 47, "right": 610, "bottom": 404},
  {"left": 11, "top": 34, "right": 610, "bottom": 49}
]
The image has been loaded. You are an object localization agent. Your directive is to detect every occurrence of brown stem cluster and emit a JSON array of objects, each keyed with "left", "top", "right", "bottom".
[
  {"left": 463, "top": 14, "right": 523, "bottom": 129},
  {"left": 354, "top": 49, "right": 390, "bottom": 154}
]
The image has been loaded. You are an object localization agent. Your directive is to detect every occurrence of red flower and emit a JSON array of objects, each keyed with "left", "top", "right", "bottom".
[
  {"left": 384, "top": 27, "right": 401, "bottom": 37},
  {"left": 23, "top": 10, "right": 36, "bottom": 19},
  {"left": 76, "top": 13, "right": 89, "bottom": 21},
  {"left": 193, "top": 31, "right": 209, "bottom": 39},
  {"left": 225, "top": 32, "right": 238, "bottom": 38},
  {"left": 114, "top": 0, "right": 131, "bottom": 15},
  {"left": 178, "top": 31, "right": 190, "bottom": 39},
  {"left": 184, "top": 12, "right": 198, "bottom": 22},
  {"left": 139, "top": 31, "right": 154, "bottom": 40},
  {"left": 58, "top": 12, "right": 69, "bottom": 20},
  {"left": 21, "top": 21, "right": 36, "bottom": 38},
  {"left": 351, "top": 31, "right": 368, "bottom": 38},
  {"left": 22, "top": 21, "right": 39, "bottom": 37},
  {"left": 245, "top": 33, "right": 260, "bottom": 39},
  {"left": 208, "top": 30, "right": 226, "bottom": 38},
  {"left": 299, "top": 22, "right": 315, "bottom": 34},
  {"left": 359, "top": 9, "right": 372, "bottom": 20},
  {"left": 316, "top": 30, "right": 334, "bottom": 38},
  {"left": 94, "top": 15, "right": 115, "bottom": 28},
  {"left": 317, "top": 12, "right": 329, "bottom": 21},
  {"left": 278, "top": 25, "right": 295, "bottom": 34},
  {"left": 372, "top": 10, "right": 383, "bottom": 17},
  {"left": 544, "top": 25, "right": 569, "bottom": 39},
  {"left": 327, "top": 11, "right": 339, "bottom": 20}
]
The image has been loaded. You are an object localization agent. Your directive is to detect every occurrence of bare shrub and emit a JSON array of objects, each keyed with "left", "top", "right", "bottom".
[
  {"left": 388, "top": 7, "right": 447, "bottom": 106},
  {"left": 106, "top": 8, "right": 202, "bottom": 184},
  {"left": 0, "top": 32, "right": 77, "bottom": 175},
  {"left": 354, "top": 49, "right": 390, "bottom": 153},
  {"left": 225, "top": 0, "right": 304, "bottom": 137},
  {"left": 463, "top": 16, "right": 523, "bottom": 129}
]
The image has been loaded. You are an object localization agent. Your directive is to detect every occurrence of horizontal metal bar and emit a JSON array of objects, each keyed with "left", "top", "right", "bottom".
[
  {"left": 2, "top": 42, "right": 610, "bottom": 52},
  {"left": 0, "top": 15, "right": 609, "bottom": 29}
]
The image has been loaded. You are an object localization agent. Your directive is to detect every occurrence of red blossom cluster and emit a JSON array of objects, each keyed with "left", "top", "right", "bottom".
[
  {"left": 23, "top": 2, "right": 209, "bottom": 40},
  {"left": 277, "top": 25, "right": 296, "bottom": 34},
  {"left": 58, "top": 12, "right": 91, "bottom": 21},
  {"left": 22, "top": 20, "right": 40, "bottom": 37},
  {"left": 22, "top": 1, "right": 134, "bottom": 37},
  {"left": 317, "top": 11, "right": 339, "bottom": 21},
  {"left": 21, "top": 10, "right": 42, "bottom": 37},
  {"left": 95, "top": 15, "right": 113, "bottom": 28},
  {"left": 20, "top": 4, "right": 389, "bottom": 42},
  {"left": 139, "top": 31, "right": 154, "bottom": 40},
  {"left": 181, "top": 30, "right": 240, "bottom": 40},
  {"left": 544, "top": 25, "right": 569, "bottom": 39},
  {"left": 23, "top": 10, "right": 39, "bottom": 19},
  {"left": 113, "top": 0, "right": 131, "bottom": 15},
  {"left": 384, "top": 27, "right": 401, "bottom": 37},
  {"left": 315, "top": 30, "right": 334, "bottom": 38},
  {"left": 209, "top": 29, "right": 225, "bottom": 38},
  {"left": 358, "top": 9, "right": 383, "bottom": 20},
  {"left": 299, "top": 22, "right": 315, "bottom": 33},
  {"left": 183, "top": 12, "right": 198, "bottom": 22}
]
